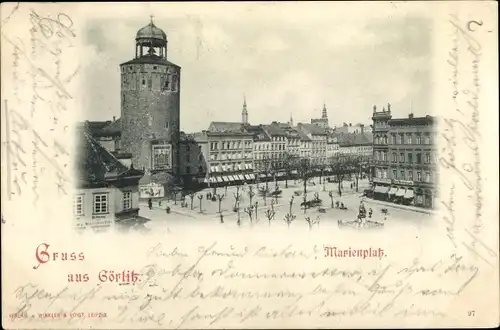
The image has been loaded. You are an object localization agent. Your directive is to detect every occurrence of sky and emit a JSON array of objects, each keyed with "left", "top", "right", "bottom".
[{"left": 81, "top": 3, "right": 432, "bottom": 133}]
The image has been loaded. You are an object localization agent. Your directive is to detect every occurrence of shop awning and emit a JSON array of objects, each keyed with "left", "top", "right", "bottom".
[
  {"left": 388, "top": 187, "right": 398, "bottom": 195},
  {"left": 238, "top": 164, "right": 245, "bottom": 170},
  {"left": 216, "top": 177, "right": 223, "bottom": 183},
  {"left": 248, "top": 174, "right": 255, "bottom": 180},
  {"left": 404, "top": 189, "right": 414, "bottom": 199},
  {"left": 204, "top": 178, "right": 209, "bottom": 183},
  {"left": 238, "top": 174, "right": 245, "bottom": 180},
  {"left": 244, "top": 174, "right": 251, "bottom": 180},
  {"left": 225, "top": 175, "right": 233, "bottom": 181},
  {"left": 374, "top": 185, "right": 389, "bottom": 194},
  {"left": 260, "top": 174, "right": 267, "bottom": 178},
  {"left": 291, "top": 170, "right": 298, "bottom": 174},
  {"left": 396, "top": 188, "right": 406, "bottom": 197},
  {"left": 222, "top": 176, "right": 229, "bottom": 181}
]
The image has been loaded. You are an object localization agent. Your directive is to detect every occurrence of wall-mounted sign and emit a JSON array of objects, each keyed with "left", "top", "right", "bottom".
[
  {"left": 393, "top": 180, "right": 414, "bottom": 186},
  {"left": 140, "top": 183, "right": 165, "bottom": 198},
  {"left": 152, "top": 144, "right": 172, "bottom": 170}
]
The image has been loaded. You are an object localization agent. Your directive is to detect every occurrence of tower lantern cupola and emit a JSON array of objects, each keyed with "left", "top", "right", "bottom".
[{"left": 135, "top": 16, "right": 168, "bottom": 59}]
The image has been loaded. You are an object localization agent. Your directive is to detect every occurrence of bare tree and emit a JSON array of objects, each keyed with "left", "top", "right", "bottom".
[
  {"left": 189, "top": 192, "right": 196, "bottom": 210},
  {"left": 197, "top": 195, "right": 203, "bottom": 213},
  {"left": 216, "top": 194, "right": 225, "bottom": 213},
  {"left": 305, "top": 216, "right": 320, "bottom": 230},
  {"left": 270, "top": 199, "right": 276, "bottom": 213},
  {"left": 233, "top": 191, "right": 241, "bottom": 211},
  {"left": 260, "top": 155, "right": 274, "bottom": 192},
  {"left": 247, "top": 185, "right": 255, "bottom": 207},
  {"left": 282, "top": 152, "right": 298, "bottom": 189},
  {"left": 244, "top": 205, "right": 254, "bottom": 224},
  {"left": 264, "top": 208, "right": 275, "bottom": 227},
  {"left": 236, "top": 201, "right": 241, "bottom": 227},
  {"left": 328, "top": 154, "right": 354, "bottom": 195},
  {"left": 298, "top": 158, "right": 312, "bottom": 196},
  {"left": 289, "top": 196, "right": 294, "bottom": 215},
  {"left": 305, "top": 216, "right": 313, "bottom": 230},
  {"left": 172, "top": 190, "right": 179, "bottom": 205},
  {"left": 254, "top": 201, "right": 259, "bottom": 222},
  {"left": 284, "top": 213, "right": 296, "bottom": 229}
]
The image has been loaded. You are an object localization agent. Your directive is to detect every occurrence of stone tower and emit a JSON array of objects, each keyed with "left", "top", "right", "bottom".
[
  {"left": 241, "top": 95, "right": 248, "bottom": 124},
  {"left": 120, "top": 18, "right": 181, "bottom": 178}
]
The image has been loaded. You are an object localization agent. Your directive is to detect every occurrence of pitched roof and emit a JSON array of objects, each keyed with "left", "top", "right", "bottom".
[
  {"left": 208, "top": 121, "right": 246, "bottom": 133},
  {"left": 295, "top": 129, "right": 311, "bottom": 141},
  {"left": 246, "top": 125, "right": 271, "bottom": 141},
  {"left": 264, "top": 123, "right": 287, "bottom": 137},
  {"left": 337, "top": 132, "right": 373, "bottom": 147},
  {"left": 75, "top": 126, "right": 143, "bottom": 188},
  {"left": 297, "top": 123, "right": 328, "bottom": 135},
  {"left": 79, "top": 120, "right": 121, "bottom": 137}
]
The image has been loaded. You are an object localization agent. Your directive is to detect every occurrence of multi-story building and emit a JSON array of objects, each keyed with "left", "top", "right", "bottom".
[
  {"left": 296, "top": 129, "right": 312, "bottom": 160},
  {"left": 75, "top": 125, "right": 146, "bottom": 232},
  {"left": 206, "top": 122, "right": 255, "bottom": 186},
  {"left": 337, "top": 131, "right": 373, "bottom": 158},
  {"left": 179, "top": 132, "right": 209, "bottom": 186},
  {"left": 297, "top": 123, "right": 328, "bottom": 168},
  {"left": 326, "top": 133, "right": 340, "bottom": 158},
  {"left": 310, "top": 104, "right": 329, "bottom": 129},
  {"left": 371, "top": 104, "right": 437, "bottom": 209},
  {"left": 247, "top": 125, "right": 272, "bottom": 173}
]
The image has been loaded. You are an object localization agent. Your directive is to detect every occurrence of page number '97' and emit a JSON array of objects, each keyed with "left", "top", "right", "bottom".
[{"left": 468, "top": 311, "right": 475, "bottom": 316}]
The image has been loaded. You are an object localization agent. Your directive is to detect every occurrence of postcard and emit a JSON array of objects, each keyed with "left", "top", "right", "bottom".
[{"left": 1, "top": 1, "right": 498, "bottom": 329}]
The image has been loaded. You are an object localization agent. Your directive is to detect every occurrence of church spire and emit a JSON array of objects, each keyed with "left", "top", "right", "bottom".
[
  {"left": 242, "top": 94, "right": 248, "bottom": 124},
  {"left": 321, "top": 103, "right": 328, "bottom": 119},
  {"left": 289, "top": 113, "right": 294, "bottom": 126}
]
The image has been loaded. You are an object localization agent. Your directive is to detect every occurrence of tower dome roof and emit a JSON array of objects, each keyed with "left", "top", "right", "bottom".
[{"left": 136, "top": 21, "right": 167, "bottom": 43}]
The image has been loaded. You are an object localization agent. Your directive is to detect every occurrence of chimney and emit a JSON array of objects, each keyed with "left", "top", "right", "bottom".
[
  {"left": 360, "top": 124, "right": 364, "bottom": 134},
  {"left": 409, "top": 113, "right": 414, "bottom": 119}
]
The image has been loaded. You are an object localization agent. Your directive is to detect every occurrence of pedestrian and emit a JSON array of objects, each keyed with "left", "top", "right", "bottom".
[{"left": 148, "top": 198, "right": 152, "bottom": 210}]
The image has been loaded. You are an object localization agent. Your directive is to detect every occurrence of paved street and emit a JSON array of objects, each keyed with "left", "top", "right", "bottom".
[{"left": 139, "top": 178, "right": 434, "bottom": 233}]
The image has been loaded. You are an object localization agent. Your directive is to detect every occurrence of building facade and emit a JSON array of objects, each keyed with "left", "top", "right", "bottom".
[
  {"left": 297, "top": 123, "right": 327, "bottom": 167},
  {"left": 371, "top": 104, "right": 437, "bottom": 209},
  {"left": 74, "top": 126, "right": 146, "bottom": 232},
  {"left": 119, "top": 19, "right": 181, "bottom": 178},
  {"left": 337, "top": 131, "right": 373, "bottom": 158},
  {"left": 206, "top": 122, "right": 255, "bottom": 186}
]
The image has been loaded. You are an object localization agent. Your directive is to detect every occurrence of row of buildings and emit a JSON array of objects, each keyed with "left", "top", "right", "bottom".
[
  {"left": 87, "top": 101, "right": 374, "bottom": 188},
  {"left": 75, "top": 19, "right": 438, "bottom": 233}
]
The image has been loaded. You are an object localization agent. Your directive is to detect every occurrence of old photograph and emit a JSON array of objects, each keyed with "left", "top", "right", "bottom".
[
  {"left": 1, "top": 2, "right": 498, "bottom": 329},
  {"left": 76, "top": 12, "right": 436, "bottom": 234}
]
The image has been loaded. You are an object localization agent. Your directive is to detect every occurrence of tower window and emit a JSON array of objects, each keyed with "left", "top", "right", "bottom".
[
  {"left": 153, "top": 66, "right": 157, "bottom": 70},
  {"left": 129, "top": 67, "right": 133, "bottom": 71},
  {"left": 142, "top": 79, "right": 146, "bottom": 85},
  {"left": 165, "top": 122, "right": 169, "bottom": 129}
]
